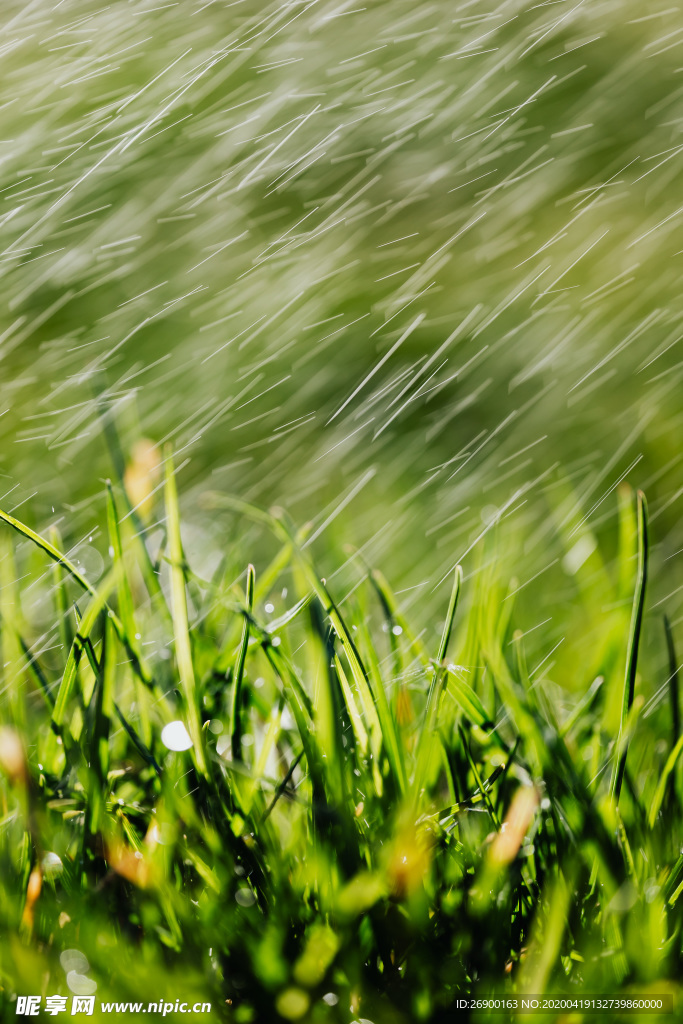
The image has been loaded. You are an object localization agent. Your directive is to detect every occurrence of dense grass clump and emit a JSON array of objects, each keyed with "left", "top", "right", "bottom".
[{"left": 0, "top": 460, "right": 681, "bottom": 1023}]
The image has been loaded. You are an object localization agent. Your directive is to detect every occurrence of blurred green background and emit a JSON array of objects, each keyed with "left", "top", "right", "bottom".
[{"left": 1, "top": 0, "right": 682, "bottom": 659}]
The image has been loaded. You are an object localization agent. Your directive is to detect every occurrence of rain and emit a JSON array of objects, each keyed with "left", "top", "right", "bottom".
[{"left": 1, "top": 4, "right": 683, "bottom": 1009}]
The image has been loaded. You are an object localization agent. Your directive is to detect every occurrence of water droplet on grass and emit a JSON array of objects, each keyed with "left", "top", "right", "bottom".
[
  {"left": 42, "top": 852, "right": 63, "bottom": 878},
  {"left": 60, "top": 950, "right": 89, "bottom": 974},
  {"left": 161, "top": 721, "right": 193, "bottom": 751},
  {"left": 66, "top": 972, "right": 97, "bottom": 996}
]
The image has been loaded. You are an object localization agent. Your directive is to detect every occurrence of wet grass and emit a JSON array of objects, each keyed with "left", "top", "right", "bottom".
[{"left": 0, "top": 460, "right": 681, "bottom": 1024}]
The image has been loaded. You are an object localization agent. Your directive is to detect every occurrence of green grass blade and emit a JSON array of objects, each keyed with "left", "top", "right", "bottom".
[
  {"left": 106, "top": 483, "right": 139, "bottom": 654},
  {"left": 366, "top": 577, "right": 403, "bottom": 701},
  {"left": 305, "top": 597, "right": 349, "bottom": 806},
  {"left": 0, "top": 533, "right": 25, "bottom": 727},
  {"left": 413, "top": 565, "right": 462, "bottom": 796},
  {"left": 86, "top": 616, "right": 115, "bottom": 837},
  {"left": 0, "top": 506, "right": 94, "bottom": 597},
  {"left": 113, "top": 703, "right": 162, "bottom": 775},
  {"left": 96, "top": 401, "right": 168, "bottom": 607},
  {"left": 97, "top": 617, "right": 116, "bottom": 774},
  {"left": 329, "top": 613, "right": 382, "bottom": 760},
  {"left": 664, "top": 614, "right": 680, "bottom": 747},
  {"left": 262, "top": 593, "right": 312, "bottom": 634},
  {"left": 49, "top": 525, "right": 74, "bottom": 659},
  {"left": 444, "top": 666, "right": 494, "bottom": 730},
  {"left": 261, "top": 644, "right": 325, "bottom": 802},
  {"left": 261, "top": 751, "right": 305, "bottom": 824},
  {"left": 437, "top": 564, "right": 463, "bottom": 665},
  {"left": 260, "top": 640, "right": 314, "bottom": 720},
  {"left": 435, "top": 764, "right": 505, "bottom": 825},
  {"left": 334, "top": 653, "right": 369, "bottom": 757},
  {"left": 617, "top": 483, "right": 639, "bottom": 601},
  {"left": 610, "top": 490, "right": 649, "bottom": 805},
  {"left": 53, "top": 569, "right": 117, "bottom": 729},
  {"left": 648, "top": 732, "right": 683, "bottom": 829},
  {"left": 230, "top": 564, "right": 255, "bottom": 762},
  {"left": 458, "top": 723, "right": 500, "bottom": 828},
  {"left": 164, "top": 448, "right": 207, "bottom": 779},
  {"left": 662, "top": 852, "right": 683, "bottom": 905},
  {"left": 106, "top": 483, "right": 152, "bottom": 745}
]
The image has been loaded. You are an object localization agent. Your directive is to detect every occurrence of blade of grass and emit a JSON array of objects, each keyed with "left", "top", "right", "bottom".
[
  {"left": 413, "top": 565, "right": 462, "bottom": 796},
  {"left": 257, "top": 636, "right": 314, "bottom": 720},
  {"left": 112, "top": 704, "right": 162, "bottom": 775},
  {"left": 664, "top": 614, "right": 680, "bottom": 747},
  {"left": 260, "top": 643, "right": 326, "bottom": 805},
  {"left": 261, "top": 751, "right": 304, "bottom": 824},
  {"left": 85, "top": 616, "right": 115, "bottom": 838},
  {"left": 435, "top": 764, "right": 506, "bottom": 826},
  {"left": 458, "top": 723, "right": 500, "bottom": 829},
  {"left": 230, "top": 564, "right": 255, "bottom": 763},
  {"left": 437, "top": 565, "right": 463, "bottom": 665},
  {"left": 368, "top": 579, "right": 403, "bottom": 713},
  {"left": 444, "top": 665, "right": 494, "bottom": 730},
  {"left": 213, "top": 531, "right": 308, "bottom": 677},
  {"left": 96, "top": 399, "right": 168, "bottom": 609},
  {"left": 164, "top": 449, "right": 207, "bottom": 779},
  {"left": 263, "top": 593, "right": 312, "bottom": 634},
  {"left": 353, "top": 602, "right": 403, "bottom": 781},
  {"left": 334, "top": 654, "right": 369, "bottom": 757},
  {"left": 52, "top": 569, "right": 117, "bottom": 729},
  {"left": 0, "top": 507, "right": 93, "bottom": 595},
  {"left": 648, "top": 732, "right": 683, "bottom": 829},
  {"left": 610, "top": 490, "right": 649, "bottom": 806},
  {"left": 662, "top": 852, "right": 683, "bottom": 905},
  {"left": 0, "top": 532, "right": 25, "bottom": 728},
  {"left": 494, "top": 736, "right": 520, "bottom": 816},
  {"left": 49, "top": 525, "right": 74, "bottom": 659},
  {"left": 305, "top": 597, "right": 350, "bottom": 807},
  {"left": 106, "top": 483, "right": 152, "bottom": 746}
]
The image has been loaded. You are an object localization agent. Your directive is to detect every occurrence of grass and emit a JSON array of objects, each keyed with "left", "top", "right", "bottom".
[{"left": 0, "top": 461, "right": 681, "bottom": 1024}]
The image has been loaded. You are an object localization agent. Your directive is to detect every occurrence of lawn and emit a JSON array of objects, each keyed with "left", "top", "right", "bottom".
[{"left": 1, "top": 458, "right": 681, "bottom": 1021}]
